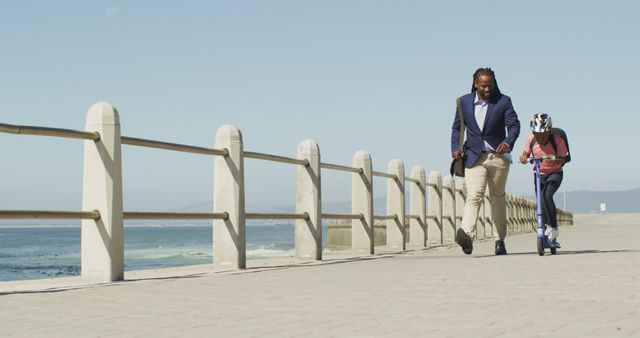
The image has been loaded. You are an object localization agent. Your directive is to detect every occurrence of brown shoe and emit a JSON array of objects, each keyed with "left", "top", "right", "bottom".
[
  {"left": 455, "top": 228, "right": 473, "bottom": 255},
  {"left": 495, "top": 240, "right": 507, "bottom": 255}
]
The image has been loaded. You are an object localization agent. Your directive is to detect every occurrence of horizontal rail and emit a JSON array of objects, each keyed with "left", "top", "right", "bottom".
[
  {"left": 320, "top": 162, "right": 363, "bottom": 174},
  {"left": 0, "top": 210, "right": 100, "bottom": 220},
  {"left": 0, "top": 123, "right": 100, "bottom": 141},
  {"left": 373, "top": 215, "right": 397, "bottom": 221},
  {"left": 426, "top": 182, "right": 437, "bottom": 188},
  {"left": 405, "top": 177, "right": 421, "bottom": 184},
  {"left": 322, "top": 213, "right": 363, "bottom": 220},
  {"left": 245, "top": 212, "right": 309, "bottom": 220},
  {"left": 372, "top": 171, "right": 397, "bottom": 179},
  {"left": 123, "top": 212, "right": 229, "bottom": 220},
  {"left": 121, "top": 136, "right": 228, "bottom": 156},
  {"left": 244, "top": 151, "right": 309, "bottom": 166},
  {"left": 405, "top": 214, "right": 421, "bottom": 219},
  {"left": 426, "top": 215, "right": 438, "bottom": 220},
  {"left": 444, "top": 186, "right": 456, "bottom": 198}
]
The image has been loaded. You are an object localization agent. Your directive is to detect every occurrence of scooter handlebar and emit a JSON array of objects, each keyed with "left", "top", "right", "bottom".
[
  {"left": 526, "top": 156, "right": 567, "bottom": 164},
  {"left": 528, "top": 156, "right": 555, "bottom": 164}
]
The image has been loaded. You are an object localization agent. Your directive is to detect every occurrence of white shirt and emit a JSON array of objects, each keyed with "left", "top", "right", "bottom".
[{"left": 474, "top": 93, "right": 494, "bottom": 151}]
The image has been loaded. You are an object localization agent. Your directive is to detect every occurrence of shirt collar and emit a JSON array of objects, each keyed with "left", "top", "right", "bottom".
[{"left": 474, "top": 92, "right": 487, "bottom": 105}]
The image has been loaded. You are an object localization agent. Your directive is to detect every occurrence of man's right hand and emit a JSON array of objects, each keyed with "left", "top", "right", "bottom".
[{"left": 452, "top": 150, "right": 464, "bottom": 160}]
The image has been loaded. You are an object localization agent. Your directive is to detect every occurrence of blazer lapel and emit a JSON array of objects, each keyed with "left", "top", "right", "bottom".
[{"left": 464, "top": 95, "right": 482, "bottom": 132}]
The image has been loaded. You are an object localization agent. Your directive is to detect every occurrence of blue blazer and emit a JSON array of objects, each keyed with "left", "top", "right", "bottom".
[{"left": 451, "top": 92, "right": 521, "bottom": 168}]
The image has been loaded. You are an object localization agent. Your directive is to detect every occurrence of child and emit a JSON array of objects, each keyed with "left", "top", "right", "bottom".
[{"left": 519, "top": 113, "right": 569, "bottom": 242}]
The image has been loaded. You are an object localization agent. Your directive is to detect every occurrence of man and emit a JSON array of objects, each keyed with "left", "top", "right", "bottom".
[{"left": 451, "top": 67, "right": 520, "bottom": 255}]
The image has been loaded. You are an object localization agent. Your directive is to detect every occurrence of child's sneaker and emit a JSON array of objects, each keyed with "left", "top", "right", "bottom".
[{"left": 545, "top": 225, "right": 559, "bottom": 241}]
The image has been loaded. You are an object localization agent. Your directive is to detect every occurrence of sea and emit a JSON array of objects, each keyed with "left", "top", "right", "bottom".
[{"left": 0, "top": 220, "right": 329, "bottom": 282}]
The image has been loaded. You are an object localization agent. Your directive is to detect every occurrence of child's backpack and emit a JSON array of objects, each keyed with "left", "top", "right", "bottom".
[{"left": 530, "top": 127, "right": 571, "bottom": 164}]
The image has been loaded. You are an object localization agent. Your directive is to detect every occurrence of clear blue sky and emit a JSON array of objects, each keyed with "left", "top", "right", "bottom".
[{"left": 1, "top": 1, "right": 638, "bottom": 212}]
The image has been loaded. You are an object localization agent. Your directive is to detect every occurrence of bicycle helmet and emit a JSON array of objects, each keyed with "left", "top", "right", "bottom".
[{"left": 530, "top": 113, "right": 553, "bottom": 133}]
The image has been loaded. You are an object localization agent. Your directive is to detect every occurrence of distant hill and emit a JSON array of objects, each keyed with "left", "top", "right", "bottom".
[
  {"left": 327, "top": 190, "right": 640, "bottom": 214},
  {"left": 549, "top": 188, "right": 640, "bottom": 213},
  {"left": 175, "top": 197, "right": 390, "bottom": 215},
  {"left": 324, "top": 189, "right": 640, "bottom": 214},
  {"left": 175, "top": 188, "right": 640, "bottom": 215}
]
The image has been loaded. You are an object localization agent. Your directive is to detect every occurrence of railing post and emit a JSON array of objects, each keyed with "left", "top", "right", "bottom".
[
  {"left": 442, "top": 175, "right": 456, "bottom": 243},
  {"left": 516, "top": 195, "right": 521, "bottom": 232},
  {"left": 427, "top": 171, "right": 443, "bottom": 246},
  {"left": 515, "top": 196, "right": 529, "bottom": 228},
  {"left": 511, "top": 195, "right": 516, "bottom": 232},
  {"left": 409, "top": 166, "right": 426, "bottom": 247},
  {"left": 352, "top": 151, "right": 373, "bottom": 254},
  {"left": 516, "top": 196, "right": 531, "bottom": 230},
  {"left": 386, "top": 159, "right": 405, "bottom": 250},
  {"left": 524, "top": 198, "right": 530, "bottom": 232},
  {"left": 558, "top": 210, "right": 563, "bottom": 226},
  {"left": 524, "top": 198, "right": 529, "bottom": 231},
  {"left": 81, "top": 102, "right": 124, "bottom": 282},
  {"left": 455, "top": 179, "right": 466, "bottom": 232},
  {"left": 516, "top": 196, "right": 522, "bottom": 232},
  {"left": 520, "top": 197, "right": 524, "bottom": 231},
  {"left": 530, "top": 199, "right": 536, "bottom": 230},
  {"left": 519, "top": 196, "right": 524, "bottom": 232},
  {"left": 523, "top": 198, "right": 529, "bottom": 231},
  {"left": 296, "top": 139, "right": 322, "bottom": 260},
  {"left": 213, "top": 125, "right": 246, "bottom": 270},
  {"left": 515, "top": 195, "right": 522, "bottom": 232}
]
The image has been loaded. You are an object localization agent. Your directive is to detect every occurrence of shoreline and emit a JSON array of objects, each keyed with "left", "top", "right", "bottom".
[{"left": 0, "top": 244, "right": 422, "bottom": 294}]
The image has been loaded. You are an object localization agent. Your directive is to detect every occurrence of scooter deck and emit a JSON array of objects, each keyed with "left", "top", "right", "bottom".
[{"left": 540, "top": 235, "right": 561, "bottom": 249}]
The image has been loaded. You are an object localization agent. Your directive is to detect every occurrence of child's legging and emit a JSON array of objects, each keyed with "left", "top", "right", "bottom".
[{"left": 535, "top": 171, "right": 564, "bottom": 228}]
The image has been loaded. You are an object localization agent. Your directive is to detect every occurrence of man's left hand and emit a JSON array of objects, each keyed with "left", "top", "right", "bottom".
[{"left": 495, "top": 143, "right": 510, "bottom": 154}]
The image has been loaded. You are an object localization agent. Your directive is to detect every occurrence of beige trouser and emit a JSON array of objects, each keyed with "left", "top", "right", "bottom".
[{"left": 461, "top": 152, "right": 510, "bottom": 241}]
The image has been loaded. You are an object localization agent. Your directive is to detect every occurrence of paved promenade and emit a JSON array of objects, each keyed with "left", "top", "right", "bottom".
[{"left": 1, "top": 214, "right": 639, "bottom": 337}]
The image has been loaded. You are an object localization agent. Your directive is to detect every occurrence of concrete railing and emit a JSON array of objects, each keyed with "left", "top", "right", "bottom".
[
  {"left": 327, "top": 185, "right": 573, "bottom": 249},
  {"left": 1, "top": 102, "right": 573, "bottom": 282}
]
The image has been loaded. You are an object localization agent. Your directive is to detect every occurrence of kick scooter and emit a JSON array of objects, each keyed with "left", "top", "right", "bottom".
[{"left": 529, "top": 156, "right": 561, "bottom": 256}]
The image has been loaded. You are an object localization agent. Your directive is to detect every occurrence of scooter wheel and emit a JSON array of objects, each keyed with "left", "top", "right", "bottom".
[
  {"left": 537, "top": 237, "right": 544, "bottom": 256},
  {"left": 550, "top": 247, "right": 557, "bottom": 255}
]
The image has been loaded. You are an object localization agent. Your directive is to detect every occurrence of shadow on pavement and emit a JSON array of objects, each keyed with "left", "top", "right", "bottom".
[
  {"left": 555, "top": 249, "right": 637, "bottom": 255},
  {"left": 471, "top": 249, "right": 637, "bottom": 258}
]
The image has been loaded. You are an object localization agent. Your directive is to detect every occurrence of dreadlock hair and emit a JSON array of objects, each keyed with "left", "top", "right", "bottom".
[{"left": 470, "top": 67, "right": 501, "bottom": 99}]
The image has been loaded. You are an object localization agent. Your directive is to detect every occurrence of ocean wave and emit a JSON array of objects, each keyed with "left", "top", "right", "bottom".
[
  {"left": 247, "top": 241, "right": 293, "bottom": 250},
  {"left": 164, "top": 252, "right": 210, "bottom": 260},
  {"left": 0, "top": 252, "right": 79, "bottom": 260},
  {"left": 0, "top": 264, "right": 80, "bottom": 281},
  {"left": 126, "top": 248, "right": 295, "bottom": 261},
  {"left": 125, "top": 249, "right": 211, "bottom": 261},
  {"left": 246, "top": 246, "right": 295, "bottom": 259}
]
